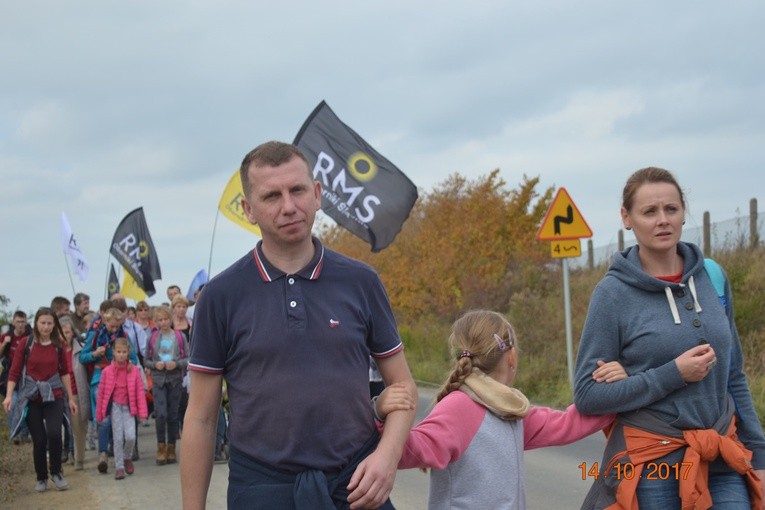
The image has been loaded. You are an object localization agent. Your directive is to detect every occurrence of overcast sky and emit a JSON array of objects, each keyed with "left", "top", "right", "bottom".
[{"left": 2, "top": 1, "right": 764, "bottom": 314}]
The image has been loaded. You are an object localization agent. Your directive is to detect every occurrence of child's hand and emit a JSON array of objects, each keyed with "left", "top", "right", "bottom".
[
  {"left": 374, "top": 383, "right": 415, "bottom": 421},
  {"left": 165, "top": 361, "right": 177, "bottom": 371},
  {"left": 155, "top": 361, "right": 165, "bottom": 371},
  {"left": 592, "top": 360, "right": 628, "bottom": 383}
]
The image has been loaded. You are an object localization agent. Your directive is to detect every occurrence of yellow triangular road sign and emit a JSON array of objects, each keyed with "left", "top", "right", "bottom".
[{"left": 537, "top": 188, "right": 593, "bottom": 240}]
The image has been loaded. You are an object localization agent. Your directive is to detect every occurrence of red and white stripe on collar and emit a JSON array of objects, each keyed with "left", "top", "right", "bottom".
[{"left": 252, "top": 244, "right": 324, "bottom": 282}]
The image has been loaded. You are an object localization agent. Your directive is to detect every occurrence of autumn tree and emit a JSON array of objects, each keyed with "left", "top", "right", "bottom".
[{"left": 320, "top": 171, "right": 553, "bottom": 323}]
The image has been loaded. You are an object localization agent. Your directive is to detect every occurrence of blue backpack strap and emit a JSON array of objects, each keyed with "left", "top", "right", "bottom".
[{"left": 704, "top": 258, "right": 728, "bottom": 312}]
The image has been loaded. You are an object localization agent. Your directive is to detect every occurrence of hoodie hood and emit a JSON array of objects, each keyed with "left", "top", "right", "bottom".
[{"left": 607, "top": 241, "right": 707, "bottom": 324}]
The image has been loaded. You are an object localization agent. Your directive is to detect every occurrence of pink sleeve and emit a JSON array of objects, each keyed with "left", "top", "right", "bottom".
[
  {"left": 523, "top": 404, "right": 614, "bottom": 451},
  {"left": 134, "top": 371, "right": 148, "bottom": 420},
  {"left": 395, "top": 391, "right": 486, "bottom": 469},
  {"left": 95, "top": 368, "right": 109, "bottom": 423}
]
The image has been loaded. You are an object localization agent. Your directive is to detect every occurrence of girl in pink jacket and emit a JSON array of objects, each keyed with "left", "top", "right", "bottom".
[
  {"left": 96, "top": 337, "right": 148, "bottom": 480},
  {"left": 374, "top": 310, "right": 624, "bottom": 510}
]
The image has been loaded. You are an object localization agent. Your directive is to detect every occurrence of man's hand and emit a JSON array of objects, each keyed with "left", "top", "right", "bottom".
[{"left": 347, "top": 448, "right": 398, "bottom": 509}]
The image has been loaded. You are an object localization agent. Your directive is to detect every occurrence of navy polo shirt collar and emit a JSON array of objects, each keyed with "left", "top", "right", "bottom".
[{"left": 252, "top": 237, "right": 324, "bottom": 282}]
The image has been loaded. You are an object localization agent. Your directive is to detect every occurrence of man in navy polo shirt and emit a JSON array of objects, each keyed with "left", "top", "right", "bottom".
[{"left": 181, "top": 141, "right": 417, "bottom": 510}]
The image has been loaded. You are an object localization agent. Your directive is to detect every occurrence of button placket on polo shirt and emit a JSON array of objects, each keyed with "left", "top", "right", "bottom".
[{"left": 285, "top": 275, "right": 306, "bottom": 330}]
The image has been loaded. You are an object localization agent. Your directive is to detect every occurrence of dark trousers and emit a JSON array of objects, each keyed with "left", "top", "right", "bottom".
[
  {"left": 26, "top": 398, "right": 65, "bottom": 481},
  {"left": 227, "top": 434, "right": 395, "bottom": 510},
  {"left": 152, "top": 379, "right": 182, "bottom": 444}
]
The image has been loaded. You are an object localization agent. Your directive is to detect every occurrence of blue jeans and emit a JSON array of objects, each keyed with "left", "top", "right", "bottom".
[
  {"left": 92, "top": 382, "right": 112, "bottom": 453},
  {"left": 216, "top": 405, "right": 227, "bottom": 448},
  {"left": 636, "top": 468, "right": 750, "bottom": 509}
]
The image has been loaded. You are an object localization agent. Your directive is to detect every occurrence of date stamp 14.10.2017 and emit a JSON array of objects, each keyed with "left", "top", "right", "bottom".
[{"left": 579, "top": 462, "right": 694, "bottom": 481}]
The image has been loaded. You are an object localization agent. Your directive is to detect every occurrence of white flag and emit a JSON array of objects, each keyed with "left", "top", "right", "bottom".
[{"left": 60, "top": 211, "right": 89, "bottom": 282}]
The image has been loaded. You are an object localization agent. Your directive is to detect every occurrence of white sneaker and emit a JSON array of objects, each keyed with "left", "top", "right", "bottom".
[
  {"left": 51, "top": 473, "right": 69, "bottom": 491},
  {"left": 35, "top": 480, "right": 47, "bottom": 492}
]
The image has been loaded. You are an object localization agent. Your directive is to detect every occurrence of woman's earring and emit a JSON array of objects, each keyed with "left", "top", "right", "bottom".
[{"left": 625, "top": 226, "right": 632, "bottom": 231}]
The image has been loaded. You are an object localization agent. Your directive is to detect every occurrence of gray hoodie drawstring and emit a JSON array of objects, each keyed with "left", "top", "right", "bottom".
[
  {"left": 687, "top": 275, "right": 703, "bottom": 313},
  {"left": 665, "top": 275, "right": 702, "bottom": 325},
  {"left": 665, "top": 287, "right": 681, "bottom": 324}
]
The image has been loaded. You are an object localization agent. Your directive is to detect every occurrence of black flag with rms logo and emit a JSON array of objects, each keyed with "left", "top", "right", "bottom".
[
  {"left": 108, "top": 263, "right": 120, "bottom": 297},
  {"left": 109, "top": 207, "right": 162, "bottom": 296},
  {"left": 294, "top": 101, "right": 418, "bottom": 252}
]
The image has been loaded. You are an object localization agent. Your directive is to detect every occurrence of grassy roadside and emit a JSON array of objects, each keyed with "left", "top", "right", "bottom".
[{"left": 0, "top": 416, "right": 34, "bottom": 504}]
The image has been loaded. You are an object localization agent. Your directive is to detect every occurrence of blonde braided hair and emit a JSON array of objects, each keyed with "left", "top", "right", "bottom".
[{"left": 435, "top": 310, "right": 517, "bottom": 402}]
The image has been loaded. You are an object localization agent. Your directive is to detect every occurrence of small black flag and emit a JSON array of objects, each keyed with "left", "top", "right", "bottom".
[
  {"left": 108, "top": 263, "right": 120, "bottom": 297},
  {"left": 109, "top": 207, "right": 162, "bottom": 296},
  {"left": 294, "top": 101, "right": 418, "bottom": 252}
]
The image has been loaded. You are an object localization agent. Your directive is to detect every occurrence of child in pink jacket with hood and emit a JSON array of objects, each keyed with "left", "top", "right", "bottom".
[{"left": 96, "top": 337, "right": 148, "bottom": 480}]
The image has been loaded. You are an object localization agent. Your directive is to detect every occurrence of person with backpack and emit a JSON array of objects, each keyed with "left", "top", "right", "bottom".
[
  {"left": 143, "top": 305, "right": 189, "bottom": 466},
  {"left": 574, "top": 167, "right": 765, "bottom": 509},
  {"left": 3, "top": 307, "right": 78, "bottom": 492},
  {"left": 1, "top": 310, "right": 32, "bottom": 443}
]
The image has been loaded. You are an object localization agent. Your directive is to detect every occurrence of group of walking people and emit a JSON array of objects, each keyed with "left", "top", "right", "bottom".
[
  {"left": 1, "top": 288, "right": 199, "bottom": 491},
  {"left": 3, "top": 140, "right": 764, "bottom": 509}
]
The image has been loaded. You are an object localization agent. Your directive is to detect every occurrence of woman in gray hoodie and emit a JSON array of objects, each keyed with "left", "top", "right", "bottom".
[{"left": 574, "top": 167, "right": 765, "bottom": 509}]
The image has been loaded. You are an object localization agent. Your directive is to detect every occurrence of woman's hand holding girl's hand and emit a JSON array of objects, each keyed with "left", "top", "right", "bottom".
[
  {"left": 2, "top": 396, "right": 11, "bottom": 413},
  {"left": 675, "top": 344, "right": 717, "bottom": 382}
]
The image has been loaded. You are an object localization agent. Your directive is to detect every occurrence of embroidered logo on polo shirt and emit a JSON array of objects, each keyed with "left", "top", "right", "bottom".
[{"left": 329, "top": 319, "right": 340, "bottom": 328}]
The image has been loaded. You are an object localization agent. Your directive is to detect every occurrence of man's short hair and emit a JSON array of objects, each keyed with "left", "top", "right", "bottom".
[
  {"left": 239, "top": 141, "right": 310, "bottom": 197},
  {"left": 13, "top": 310, "right": 27, "bottom": 320},
  {"left": 110, "top": 297, "right": 128, "bottom": 313},
  {"left": 51, "top": 296, "right": 71, "bottom": 310},
  {"left": 73, "top": 292, "right": 90, "bottom": 306}
]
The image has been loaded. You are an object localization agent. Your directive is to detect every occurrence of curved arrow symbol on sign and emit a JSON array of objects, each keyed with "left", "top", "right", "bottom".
[{"left": 554, "top": 205, "right": 574, "bottom": 235}]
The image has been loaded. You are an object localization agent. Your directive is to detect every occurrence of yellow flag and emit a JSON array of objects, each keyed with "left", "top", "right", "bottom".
[
  {"left": 218, "top": 170, "right": 261, "bottom": 236},
  {"left": 122, "top": 271, "right": 148, "bottom": 302}
]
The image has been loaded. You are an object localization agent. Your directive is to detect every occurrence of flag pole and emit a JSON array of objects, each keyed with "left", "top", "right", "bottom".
[
  {"left": 62, "top": 252, "right": 77, "bottom": 296},
  {"left": 103, "top": 253, "right": 112, "bottom": 301},
  {"left": 207, "top": 208, "right": 220, "bottom": 278}
]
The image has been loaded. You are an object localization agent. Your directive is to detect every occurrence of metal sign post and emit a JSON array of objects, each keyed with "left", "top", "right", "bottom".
[
  {"left": 536, "top": 187, "right": 593, "bottom": 388},
  {"left": 562, "top": 257, "right": 574, "bottom": 386}
]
